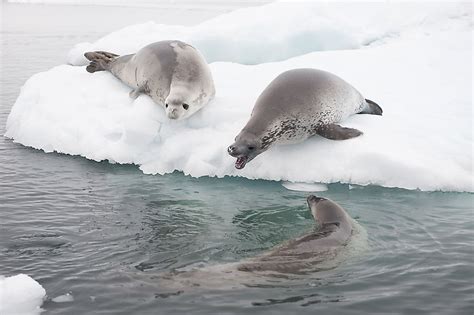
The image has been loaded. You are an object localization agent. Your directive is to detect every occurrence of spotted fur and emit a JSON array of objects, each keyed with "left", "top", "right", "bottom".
[{"left": 228, "top": 68, "right": 381, "bottom": 168}]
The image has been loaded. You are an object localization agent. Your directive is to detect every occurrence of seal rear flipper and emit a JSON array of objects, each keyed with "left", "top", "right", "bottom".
[
  {"left": 316, "top": 124, "right": 363, "bottom": 140},
  {"left": 84, "top": 51, "right": 119, "bottom": 61},
  {"left": 85, "top": 60, "right": 109, "bottom": 73},
  {"left": 358, "top": 99, "right": 383, "bottom": 115},
  {"left": 84, "top": 51, "right": 118, "bottom": 73}
]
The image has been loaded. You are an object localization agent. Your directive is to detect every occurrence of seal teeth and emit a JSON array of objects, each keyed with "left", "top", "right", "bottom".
[{"left": 235, "top": 156, "right": 248, "bottom": 169}]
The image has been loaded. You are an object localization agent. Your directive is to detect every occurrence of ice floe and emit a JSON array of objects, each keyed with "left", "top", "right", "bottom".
[
  {"left": 0, "top": 274, "right": 46, "bottom": 315},
  {"left": 5, "top": 2, "right": 473, "bottom": 192}
]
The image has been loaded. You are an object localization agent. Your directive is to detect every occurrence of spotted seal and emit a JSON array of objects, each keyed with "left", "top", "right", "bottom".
[
  {"left": 227, "top": 68, "right": 382, "bottom": 169},
  {"left": 84, "top": 40, "right": 215, "bottom": 120}
]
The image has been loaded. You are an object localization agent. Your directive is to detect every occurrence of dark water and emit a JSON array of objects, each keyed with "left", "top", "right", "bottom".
[{"left": 1, "top": 2, "right": 473, "bottom": 315}]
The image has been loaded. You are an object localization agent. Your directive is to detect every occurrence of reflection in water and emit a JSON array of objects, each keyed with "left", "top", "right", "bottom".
[
  {"left": 251, "top": 292, "right": 343, "bottom": 307},
  {"left": 133, "top": 198, "right": 215, "bottom": 271}
]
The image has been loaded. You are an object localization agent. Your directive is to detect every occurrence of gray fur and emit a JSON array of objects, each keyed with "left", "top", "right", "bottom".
[
  {"left": 237, "top": 195, "right": 353, "bottom": 274},
  {"left": 228, "top": 68, "right": 382, "bottom": 169},
  {"left": 84, "top": 40, "right": 215, "bottom": 120}
]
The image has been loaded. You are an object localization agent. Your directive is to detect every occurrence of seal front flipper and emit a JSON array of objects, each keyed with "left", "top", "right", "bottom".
[
  {"left": 316, "top": 124, "right": 363, "bottom": 140},
  {"left": 129, "top": 87, "right": 144, "bottom": 99},
  {"left": 84, "top": 51, "right": 118, "bottom": 73},
  {"left": 358, "top": 99, "right": 383, "bottom": 115}
]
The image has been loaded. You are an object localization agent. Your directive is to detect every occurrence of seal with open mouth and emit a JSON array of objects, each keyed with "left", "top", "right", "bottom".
[{"left": 228, "top": 68, "right": 382, "bottom": 169}]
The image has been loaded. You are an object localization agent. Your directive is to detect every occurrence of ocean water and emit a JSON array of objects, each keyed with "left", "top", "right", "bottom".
[{"left": 1, "top": 2, "right": 473, "bottom": 314}]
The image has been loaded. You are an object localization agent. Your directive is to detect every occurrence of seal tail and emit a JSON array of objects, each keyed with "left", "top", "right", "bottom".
[
  {"left": 358, "top": 99, "right": 383, "bottom": 116},
  {"left": 84, "top": 51, "right": 119, "bottom": 73}
]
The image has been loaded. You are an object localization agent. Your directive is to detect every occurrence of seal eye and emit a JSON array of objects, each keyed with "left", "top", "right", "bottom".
[
  {"left": 182, "top": 104, "right": 189, "bottom": 110},
  {"left": 248, "top": 146, "right": 255, "bottom": 151},
  {"left": 165, "top": 103, "right": 168, "bottom": 108}
]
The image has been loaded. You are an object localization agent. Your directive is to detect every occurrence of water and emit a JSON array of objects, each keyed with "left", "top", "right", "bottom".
[{"left": 1, "top": 2, "right": 473, "bottom": 314}]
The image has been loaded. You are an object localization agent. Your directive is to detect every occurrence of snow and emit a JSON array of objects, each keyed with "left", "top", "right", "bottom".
[
  {"left": 7, "top": 0, "right": 269, "bottom": 9},
  {"left": 0, "top": 274, "right": 46, "bottom": 315},
  {"left": 66, "top": 2, "right": 470, "bottom": 65},
  {"left": 4, "top": 2, "right": 473, "bottom": 192}
]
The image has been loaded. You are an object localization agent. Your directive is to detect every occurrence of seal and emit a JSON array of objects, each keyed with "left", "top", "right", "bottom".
[
  {"left": 84, "top": 40, "right": 215, "bottom": 120},
  {"left": 227, "top": 68, "right": 382, "bottom": 169},
  {"left": 237, "top": 195, "right": 353, "bottom": 274},
  {"left": 157, "top": 195, "right": 360, "bottom": 292}
]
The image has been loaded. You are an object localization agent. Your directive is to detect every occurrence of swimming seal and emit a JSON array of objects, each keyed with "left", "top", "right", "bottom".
[
  {"left": 157, "top": 195, "right": 359, "bottom": 291},
  {"left": 237, "top": 195, "right": 353, "bottom": 274}
]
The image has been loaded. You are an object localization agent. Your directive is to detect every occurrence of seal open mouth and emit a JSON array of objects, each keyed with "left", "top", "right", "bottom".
[{"left": 235, "top": 156, "right": 248, "bottom": 169}]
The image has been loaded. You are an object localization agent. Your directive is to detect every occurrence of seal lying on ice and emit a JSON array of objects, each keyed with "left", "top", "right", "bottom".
[
  {"left": 84, "top": 40, "right": 215, "bottom": 120},
  {"left": 228, "top": 68, "right": 382, "bottom": 169}
]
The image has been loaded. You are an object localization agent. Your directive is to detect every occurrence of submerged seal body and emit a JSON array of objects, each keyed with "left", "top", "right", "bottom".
[
  {"left": 157, "top": 196, "right": 358, "bottom": 291},
  {"left": 84, "top": 40, "right": 215, "bottom": 120},
  {"left": 237, "top": 195, "right": 353, "bottom": 274},
  {"left": 228, "top": 68, "right": 382, "bottom": 169}
]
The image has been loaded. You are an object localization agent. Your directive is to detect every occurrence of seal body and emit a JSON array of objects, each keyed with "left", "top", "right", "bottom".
[
  {"left": 228, "top": 68, "right": 382, "bottom": 169},
  {"left": 84, "top": 40, "right": 215, "bottom": 120},
  {"left": 157, "top": 195, "right": 358, "bottom": 291},
  {"left": 237, "top": 195, "right": 353, "bottom": 274}
]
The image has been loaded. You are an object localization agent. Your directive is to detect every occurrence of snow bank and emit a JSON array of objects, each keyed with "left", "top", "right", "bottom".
[
  {"left": 5, "top": 3, "right": 473, "bottom": 192},
  {"left": 66, "top": 1, "right": 470, "bottom": 65},
  {"left": 0, "top": 274, "right": 46, "bottom": 315}
]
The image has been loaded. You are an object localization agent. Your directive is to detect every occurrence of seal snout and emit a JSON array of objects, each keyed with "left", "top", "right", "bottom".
[
  {"left": 227, "top": 145, "right": 237, "bottom": 156},
  {"left": 227, "top": 144, "right": 249, "bottom": 169},
  {"left": 166, "top": 107, "right": 180, "bottom": 120},
  {"left": 307, "top": 195, "right": 326, "bottom": 204}
]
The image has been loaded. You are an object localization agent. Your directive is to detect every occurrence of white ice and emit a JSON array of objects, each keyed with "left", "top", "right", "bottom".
[
  {"left": 65, "top": 1, "right": 469, "bottom": 65},
  {"left": 51, "top": 293, "right": 74, "bottom": 303},
  {"left": 282, "top": 182, "right": 328, "bottom": 192},
  {"left": 0, "top": 274, "right": 46, "bottom": 315},
  {"left": 5, "top": 2, "right": 473, "bottom": 192}
]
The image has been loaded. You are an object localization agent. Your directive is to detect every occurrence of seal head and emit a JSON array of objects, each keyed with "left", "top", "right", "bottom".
[
  {"left": 164, "top": 86, "right": 193, "bottom": 120},
  {"left": 307, "top": 195, "right": 351, "bottom": 232},
  {"left": 227, "top": 130, "right": 264, "bottom": 169}
]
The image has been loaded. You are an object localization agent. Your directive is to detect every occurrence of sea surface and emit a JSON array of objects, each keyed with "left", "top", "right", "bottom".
[{"left": 1, "top": 2, "right": 473, "bottom": 314}]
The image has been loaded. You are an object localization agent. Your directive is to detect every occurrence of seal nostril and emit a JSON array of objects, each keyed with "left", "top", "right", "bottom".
[
  {"left": 228, "top": 146, "right": 235, "bottom": 153},
  {"left": 248, "top": 146, "right": 255, "bottom": 151},
  {"left": 165, "top": 103, "right": 168, "bottom": 108}
]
